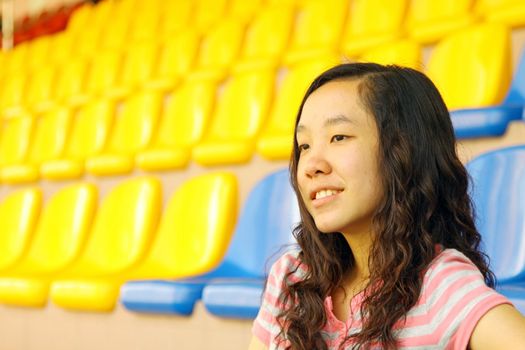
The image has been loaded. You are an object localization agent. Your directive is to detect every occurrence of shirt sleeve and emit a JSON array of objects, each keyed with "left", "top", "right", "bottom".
[
  {"left": 422, "top": 249, "right": 512, "bottom": 349},
  {"left": 252, "top": 250, "right": 303, "bottom": 347}
]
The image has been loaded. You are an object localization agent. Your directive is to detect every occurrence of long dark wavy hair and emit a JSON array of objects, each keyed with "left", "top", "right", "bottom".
[{"left": 277, "top": 63, "right": 495, "bottom": 349}]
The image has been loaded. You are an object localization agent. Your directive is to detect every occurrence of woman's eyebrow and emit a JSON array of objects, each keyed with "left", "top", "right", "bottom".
[{"left": 324, "top": 114, "right": 356, "bottom": 127}]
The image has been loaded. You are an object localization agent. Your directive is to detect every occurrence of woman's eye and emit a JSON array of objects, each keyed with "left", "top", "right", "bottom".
[
  {"left": 298, "top": 144, "right": 310, "bottom": 152},
  {"left": 331, "top": 135, "right": 348, "bottom": 142}
]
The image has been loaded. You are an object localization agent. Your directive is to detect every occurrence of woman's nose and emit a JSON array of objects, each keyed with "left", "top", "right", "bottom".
[{"left": 304, "top": 152, "right": 331, "bottom": 178}]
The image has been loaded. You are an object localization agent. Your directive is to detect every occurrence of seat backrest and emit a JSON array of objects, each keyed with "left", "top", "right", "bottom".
[
  {"left": 504, "top": 47, "right": 525, "bottom": 105},
  {"left": 0, "top": 116, "right": 34, "bottom": 167},
  {"left": 193, "top": 0, "right": 228, "bottom": 33},
  {"left": 0, "top": 188, "right": 42, "bottom": 271},
  {"left": 467, "top": 145, "right": 525, "bottom": 283},
  {"left": 155, "top": 79, "right": 216, "bottom": 148},
  {"left": 289, "top": 0, "right": 348, "bottom": 50},
  {"left": 27, "top": 108, "right": 72, "bottom": 164},
  {"left": 219, "top": 169, "right": 300, "bottom": 278},
  {"left": 229, "top": 0, "right": 264, "bottom": 22},
  {"left": 54, "top": 58, "right": 88, "bottom": 101},
  {"left": 344, "top": 0, "right": 407, "bottom": 38},
  {"left": 134, "top": 172, "right": 238, "bottom": 279},
  {"left": 63, "top": 99, "right": 115, "bottom": 159},
  {"left": 106, "top": 91, "right": 162, "bottom": 154},
  {"left": 120, "top": 41, "right": 159, "bottom": 88},
  {"left": 426, "top": 23, "right": 511, "bottom": 109},
  {"left": 240, "top": 5, "right": 294, "bottom": 61},
  {"left": 156, "top": 31, "right": 200, "bottom": 79},
  {"left": 407, "top": 0, "right": 473, "bottom": 26},
  {"left": 360, "top": 40, "right": 422, "bottom": 70},
  {"left": 15, "top": 183, "right": 97, "bottom": 274},
  {"left": 197, "top": 19, "right": 245, "bottom": 70},
  {"left": 71, "top": 177, "right": 161, "bottom": 276},
  {"left": 159, "top": 0, "right": 193, "bottom": 36},
  {"left": 205, "top": 69, "right": 274, "bottom": 141},
  {"left": 84, "top": 50, "right": 122, "bottom": 95}
]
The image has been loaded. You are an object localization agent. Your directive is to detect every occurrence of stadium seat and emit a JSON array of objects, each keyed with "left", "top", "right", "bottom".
[
  {"left": 70, "top": 50, "right": 122, "bottom": 106},
  {"left": 136, "top": 79, "right": 216, "bottom": 171},
  {"left": 229, "top": 0, "right": 264, "bottom": 22},
  {"left": 97, "top": 0, "right": 133, "bottom": 50},
  {"left": 0, "top": 71, "right": 28, "bottom": 118},
  {"left": 0, "top": 108, "right": 72, "bottom": 184},
  {"left": 202, "top": 169, "right": 299, "bottom": 319},
  {"left": 128, "top": 0, "right": 161, "bottom": 43},
  {"left": 48, "top": 31, "right": 75, "bottom": 64},
  {"left": 449, "top": 47, "right": 525, "bottom": 138},
  {"left": 41, "top": 99, "right": 115, "bottom": 180},
  {"left": 0, "top": 116, "right": 34, "bottom": 170},
  {"left": 26, "top": 35, "right": 52, "bottom": 72},
  {"left": 359, "top": 40, "right": 422, "bottom": 70},
  {"left": 341, "top": 0, "right": 407, "bottom": 57},
  {"left": 406, "top": 0, "right": 476, "bottom": 44},
  {"left": 193, "top": 68, "right": 274, "bottom": 165},
  {"left": 159, "top": 0, "right": 193, "bottom": 37},
  {"left": 0, "top": 184, "right": 97, "bottom": 307},
  {"left": 0, "top": 188, "right": 41, "bottom": 273},
  {"left": 86, "top": 91, "right": 162, "bottom": 176},
  {"left": 233, "top": 5, "right": 294, "bottom": 73},
  {"left": 192, "top": 19, "right": 246, "bottom": 81},
  {"left": 107, "top": 41, "right": 160, "bottom": 99},
  {"left": 3, "top": 40, "right": 29, "bottom": 73},
  {"left": 124, "top": 172, "right": 238, "bottom": 281},
  {"left": 25, "top": 66, "right": 57, "bottom": 114},
  {"left": 144, "top": 31, "right": 200, "bottom": 92},
  {"left": 426, "top": 23, "right": 511, "bottom": 110},
  {"left": 476, "top": 0, "right": 525, "bottom": 27},
  {"left": 122, "top": 169, "right": 297, "bottom": 317},
  {"left": 283, "top": 0, "right": 348, "bottom": 66},
  {"left": 54, "top": 58, "right": 89, "bottom": 107},
  {"left": 50, "top": 177, "right": 162, "bottom": 311},
  {"left": 193, "top": 0, "right": 229, "bottom": 33},
  {"left": 467, "top": 145, "right": 525, "bottom": 312},
  {"left": 257, "top": 57, "right": 339, "bottom": 160}
]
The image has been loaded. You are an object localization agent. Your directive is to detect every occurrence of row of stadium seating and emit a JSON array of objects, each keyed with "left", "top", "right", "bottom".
[
  {"left": 0, "top": 145, "right": 523, "bottom": 318},
  {"left": 0, "top": 45, "right": 524, "bottom": 184}
]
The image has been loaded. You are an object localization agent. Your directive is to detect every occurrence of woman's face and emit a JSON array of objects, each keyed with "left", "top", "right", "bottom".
[{"left": 296, "top": 79, "right": 383, "bottom": 236}]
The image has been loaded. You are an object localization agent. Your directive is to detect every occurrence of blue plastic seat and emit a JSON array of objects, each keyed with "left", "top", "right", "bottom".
[
  {"left": 121, "top": 169, "right": 299, "bottom": 316},
  {"left": 451, "top": 50, "right": 525, "bottom": 138},
  {"left": 467, "top": 145, "right": 525, "bottom": 313}
]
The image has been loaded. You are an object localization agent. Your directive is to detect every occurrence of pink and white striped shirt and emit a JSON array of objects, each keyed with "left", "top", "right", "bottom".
[{"left": 252, "top": 248, "right": 511, "bottom": 349}]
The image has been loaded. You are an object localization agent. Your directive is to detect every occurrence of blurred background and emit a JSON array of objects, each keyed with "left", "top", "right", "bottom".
[{"left": 0, "top": 0, "right": 524, "bottom": 349}]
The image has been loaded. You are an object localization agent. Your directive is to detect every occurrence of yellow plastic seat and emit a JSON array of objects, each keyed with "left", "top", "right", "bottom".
[
  {"left": 0, "top": 71, "right": 28, "bottom": 118},
  {"left": 49, "top": 32, "right": 75, "bottom": 64},
  {"left": 193, "top": 0, "right": 228, "bottom": 33},
  {"left": 0, "top": 188, "right": 42, "bottom": 273},
  {"left": 229, "top": 0, "right": 264, "bottom": 22},
  {"left": 0, "top": 116, "right": 34, "bottom": 170},
  {"left": 70, "top": 50, "right": 122, "bottom": 106},
  {"left": 130, "top": 172, "right": 238, "bottom": 279},
  {"left": 144, "top": 31, "right": 200, "bottom": 92},
  {"left": 136, "top": 79, "right": 216, "bottom": 171},
  {"left": 26, "top": 36, "right": 52, "bottom": 72},
  {"left": 65, "top": 2, "right": 94, "bottom": 36},
  {"left": 159, "top": 0, "right": 193, "bottom": 37},
  {"left": 257, "top": 57, "right": 339, "bottom": 160},
  {"left": 426, "top": 23, "right": 511, "bottom": 110},
  {"left": 86, "top": 91, "right": 162, "bottom": 176},
  {"left": 50, "top": 177, "right": 161, "bottom": 311},
  {"left": 4, "top": 41, "right": 29, "bottom": 74},
  {"left": 0, "top": 108, "right": 72, "bottom": 184},
  {"left": 25, "top": 66, "right": 57, "bottom": 114},
  {"left": 107, "top": 41, "right": 160, "bottom": 98},
  {"left": 476, "top": 0, "right": 525, "bottom": 27},
  {"left": 0, "top": 184, "right": 97, "bottom": 307},
  {"left": 342, "top": 0, "right": 408, "bottom": 57},
  {"left": 193, "top": 68, "right": 274, "bottom": 166},
  {"left": 71, "top": 1, "right": 113, "bottom": 58},
  {"left": 54, "top": 58, "right": 89, "bottom": 107},
  {"left": 128, "top": 0, "right": 161, "bottom": 42},
  {"left": 98, "top": 0, "right": 134, "bottom": 50},
  {"left": 406, "top": 0, "right": 476, "bottom": 44},
  {"left": 233, "top": 5, "right": 294, "bottom": 73},
  {"left": 359, "top": 40, "right": 422, "bottom": 70},
  {"left": 192, "top": 19, "right": 246, "bottom": 81},
  {"left": 284, "top": 0, "right": 348, "bottom": 66},
  {"left": 41, "top": 100, "right": 115, "bottom": 180}
]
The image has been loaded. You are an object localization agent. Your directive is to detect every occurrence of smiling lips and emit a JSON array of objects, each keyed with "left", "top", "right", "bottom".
[{"left": 310, "top": 188, "right": 343, "bottom": 208}]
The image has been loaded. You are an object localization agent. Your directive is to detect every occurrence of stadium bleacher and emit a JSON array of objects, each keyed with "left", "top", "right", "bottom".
[{"left": 0, "top": 0, "right": 524, "bottom": 349}]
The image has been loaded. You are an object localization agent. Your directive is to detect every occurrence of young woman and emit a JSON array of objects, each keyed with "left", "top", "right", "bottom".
[{"left": 249, "top": 63, "right": 525, "bottom": 349}]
